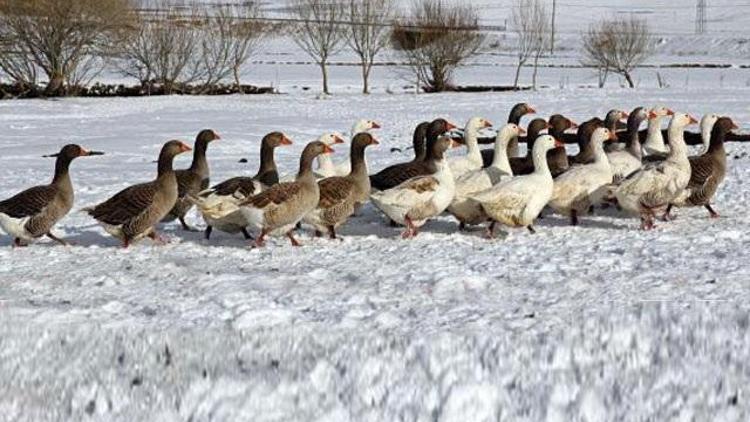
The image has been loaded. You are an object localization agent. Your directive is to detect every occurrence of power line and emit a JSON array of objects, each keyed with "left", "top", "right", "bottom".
[{"left": 696, "top": 0, "right": 707, "bottom": 34}]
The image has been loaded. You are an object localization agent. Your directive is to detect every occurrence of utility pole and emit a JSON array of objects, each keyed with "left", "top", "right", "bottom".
[
  {"left": 550, "top": 0, "right": 556, "bottom": 54},
  {"left": 695, "top": 0, "right": 706, "bottom": 34}
]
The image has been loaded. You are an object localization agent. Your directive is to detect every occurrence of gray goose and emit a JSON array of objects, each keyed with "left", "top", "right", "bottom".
[
  {"left": 0, "top": 145, "right": 103, "bottom": 247},
  {"left": 197, "top": 132, "right": 292, "bottom": 240},
  {"left": 369, "top": 119, "right": 456, "bottom": 191},
  {"left": 85, "top": 140, "right": 192, "bottom": 247},
  {"left": 568, "top": 118, "right": 604, "bottom": 165},
  {"left": 163, "top": 129, "right": 221, "bottom": 231},
  {"left": 304, "top": 133, "right": 379, "bottom": 239},
  {"left": 667, "top": 117, "right": 737, "bottom": 219},
  {"left": 239, "top": 141, "right": 334, "bottom": 247},
  {"left": 480, "top": 102, "right": 537, "bottom": 166}
]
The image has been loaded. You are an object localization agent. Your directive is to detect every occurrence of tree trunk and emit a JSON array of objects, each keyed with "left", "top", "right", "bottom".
[
  {"left": 361, "top": 62, "right": 370, "bottom": 94},
  {"left": 624, "top": 70, "right": 634, "bottom": 88},
  {"left": 234, "top": 65, "right": 243, "bottom": 94},
  {"left": 532, "top": 53, "right": 541, "bottom": 90},
  {"left": 513, "top": 60, "right": 523, "bottom": 89},
  {"left": 320, "top": 61, "right": 329, "bottom": 95},
  {"left": 45, "top": 72, "right": 65, "bottom": 97}
]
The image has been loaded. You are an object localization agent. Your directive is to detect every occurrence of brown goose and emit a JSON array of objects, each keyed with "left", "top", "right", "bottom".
[
  {"left": 162, "top": 129, "right": 221, "bottom": 231},
  {"left": 410, "top": 121, "right": 431, "bottom": 161},
  {"left": 195, "top": 132, "right": 292, "bottom": 240},
  {"left": 85, "top": 140, "right": 192, "bottom": 247},
  {"left": 0, "top": 145, "right": 103, "bottom": 247},
  {"left": 667, "top": 117, "right": 737, "bottom": 219},
  {"left": 369, "top": 118, "right": 455, "bottom": 191},
  {"left": 545, "top": 114, "right": 575, "bottom": 176},
  {"left": 304, "top": 133, "right": 379, "bottom": 239},
  {"left": 238, "top": 141, "right": 333, "bottom": 247},
  {"left": 508, "top": 118, "right": 550, "bottom": 175},
  {"left": 568, "top": 118, "right": 604, "bottom": 165},
  {"left": 480, "top": 102, "right": 537, "bottom": 165}
]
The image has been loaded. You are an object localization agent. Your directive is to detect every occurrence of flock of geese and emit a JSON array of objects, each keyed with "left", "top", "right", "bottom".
[{"left": 0, "top": 103, "right": 741, "bottom": 247}]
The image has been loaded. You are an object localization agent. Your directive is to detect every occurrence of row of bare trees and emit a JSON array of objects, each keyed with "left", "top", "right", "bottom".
[{"left": 0, "top": 0, "right": 655, "bottom": 97}]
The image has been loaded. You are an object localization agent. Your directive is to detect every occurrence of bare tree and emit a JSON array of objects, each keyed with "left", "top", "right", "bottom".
[
  {"left": 290, "top": 0, "right": 346, "bottom": 95},
  {"left": 345, "top": 0, "right": 393, "bottom": 94},
  {"left": 511, "top": 0, "right": 548, "bottom": 89},
  {"left": 391, "top": 0, "right": 484, "bottom": 92},
  {"left": 0, "top": 0, "right": 133, "bottom": 96},
  {"left": 582, "top": 16, "right": 653, "bottom": 88}
]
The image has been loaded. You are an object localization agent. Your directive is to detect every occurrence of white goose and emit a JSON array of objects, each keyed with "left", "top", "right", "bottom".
[
  {"left": 313, "top": 133, "right": 346, "bottom": 178},
  {"left": 615, "top": 112, "right": 697, "bottom": 230},
  {"left": 370, "top": 136, "right": 457, "bottom": 238},
  {"left": 448, "top": 117, "right": 492, "bottom": 178},
  {"left": 549, "top": 127, "right": 617, "bottom": 225},
  {"left": 470, "top": 135, "right": 562, "bottom": 238},
  {"left": 324, "top": 119, "right": 382, "bottom": 177},
  {"left": 607, "top": 107, "right": 648, "bottom": 182},
  {"left": 447, "top": 123, "right": 523, "bottom": 228},
  {"left": 698, "top": 113, "right": 720, "bottom": 154},
  {"left": 642, "top": 106, "right": 674, "bottom": 156}
]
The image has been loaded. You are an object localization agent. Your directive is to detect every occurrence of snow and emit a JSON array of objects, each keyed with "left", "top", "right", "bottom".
[{"left": 2, "top": 82, "right": 750, "bottom": 420}]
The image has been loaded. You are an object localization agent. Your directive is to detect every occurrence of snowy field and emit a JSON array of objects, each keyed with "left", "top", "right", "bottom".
[{"left": 2, "top": 79, "right": 750, "bottom": 421}]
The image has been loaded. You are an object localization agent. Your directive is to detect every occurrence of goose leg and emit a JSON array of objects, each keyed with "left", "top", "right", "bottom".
[
  {"left": 401, "top": 216, "right": 415, "bottom": 239},
  {"left": 570, "top": 210, "right": 578, "bottom": 226},
  {"left": 147, "top": 231, "right": 166, "bottom": 245},
  {"left": 12, "top": 238, "right": 28, "bottom": 248},
  {"left": 179, "top": 216, "right": 198, "bottom": 232},
  {"left": 705, "top": 204, "right": 720, "bottom": 218},
  {"left": 662, "top": 204, "right": 676, "bottom": 221},
  {"left": 327, "top": 226, "right": 342, "bottom": 241},
  {"left": 286, "top": 230, "right": 301, "bottom": 247},
  {"left": 46, "top": 232, "right": 69, "bottom": 246},
  {"left": 252, "top": 230, "right": 267, "bottom": 248},
  {"left": 526, "top": 225, "right": 536, "bottom": 234},
  {"left": 485, "top": 221, "right": 496, "bottom": 239},
  {"left": 204, "top": 225, "right": 213, "bottom": 240},
  {"left": 241, "top": 228, "right": 254, "bottom": 240},
  {"left": 458, "top": 221, "right": 467, "bottom": 231}
]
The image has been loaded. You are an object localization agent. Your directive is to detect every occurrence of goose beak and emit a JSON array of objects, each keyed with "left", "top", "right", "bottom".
[
  {"left": 569, "top": 121, "right": 579, "bottom": 129},
  {"left": 371, "top": 122, "right": 381, "bottom": 129},
  {"left": 280, "top": 136, "right": 293, "bottom": 146},
  {"left": 323, "top": 144, "right": 335, "bottom": 154},
  {"left": 370, "top": 136, "right": 380, "bottom": 145},
  {"left": 527, "top": 106, "right": 536, "bottom": 114},
  {"left": 648, "top": 110, "right": 658, "bottom": 120},
  {"left": 731, "top": 121, "right": 739, "bottom": 130},
  {"left": 620, "top": 111, "right": 629, "bottom": 120},
  {"left": 213, "top": 132, "right": 221, "bottom": 140},
  {"left": 333, "top": 135, "right": 345, "bottom": 144},
  {"left": 179, "top": 142, "right": 192, "bottom": 153},
  {"left": 688, "top": 115, "right": 698, "bottom": 125},
  {"left": 483, "top": 120, "right": 493, "bottom": 128},
  {"left": 518, "top": 127, "right": 527, "bottom": 135},
  {"left": 83, "top": 149, "right": 104, "bottom": 156},
  {"left": 554, "top": 139, "right": 565, "bottom": 148},
  {"left": 666, "top": 109, "right": 675, "bottom": 116},
  {"left": 608, "top": 131, "right": 618, "bottom": 141},
  {"left": 445, "top": 122, "right": 458, "bottom": 131},
  {"left": 450, "top": 139, "right": 461, "bottom": 148}
]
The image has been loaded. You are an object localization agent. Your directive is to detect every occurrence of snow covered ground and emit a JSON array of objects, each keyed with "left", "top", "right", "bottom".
[{"left": 2, "top": 84, "right": 750, "bottom": 421}]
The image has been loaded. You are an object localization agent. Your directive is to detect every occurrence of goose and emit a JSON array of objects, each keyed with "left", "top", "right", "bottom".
[
  {"left": 509, "top": 118, "right": 550, "bottom": 175},
  {"left": 84, "top": 140, "right": 192, "bottom": 247},
  {"left": 0, "top": 145, "right": 103, "bottom": 247},
  {"left": 470, "top": 135, "right": 563, "bottom": 238},
  {"left": 324, "top": 119, "right": 381, "bottom": 177},
  {"left": 614, "top": 112, "right": 697, "bottom": 230},
  {"left": 238, "top": 141, "right": 333, "bottom": 247},
  {"left": 449, "top": 117, "right": 492, "bottom": 178},
  {"left": 642, "top": 106, "right": 674, "bottom": 156},
  {"left": 697, "top": 113, "right": 720, "bottom": 154},
  {"left": 303, "top": 133, "right": 379, "bottom": 239},
  {"left": 312, "top": 133, "right": 346, "bottom": 179},
  {"left": 193, "top": 132, "right": 292, "bottom": 240},
  {"left": 667, "top": 117, "right": 737, "bottom": 219},
  {"left": 369, "top": 119, "right": 456, "bottom": 191},
  {"left": 568, "top": 118, "right": 604, "bottom": 165},
  {"left": 370, "top": 135, "right": 458, "bottom": 238},
  {"left": 607, "top": 107, "right": 649, "bottom": 182},
  {"left": 480, "top": 102, "right": 536, "bottom": 165},
  {"left": 162, "top": 129, "right": 221, "bottom": 231},
  {"left": 545, "top": 114, "right": 575, "bottom": 176},
  {"left": 447, "top": 123, "right": 523, "bottom": 229},
  {"left": 549, "top": 127, "right": 617, "bottom": 225}
]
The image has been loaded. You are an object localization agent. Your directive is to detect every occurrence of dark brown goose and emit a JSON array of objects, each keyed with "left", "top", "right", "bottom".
[
  {"left": 85, "top": 140, "right": 192, "bottom": 247},
  {"left": 162, "top": 129, "right": 221, "bottom": 231},
  {"left": 545, "top": 114, "right": 575, "bottom": 176},
  {"left": 369, "top": 118, "right": 456, "bottom": 191},
  {"left": 508, "top": 118, "right": 550, "bottom": 175},
  {"left": 666, "top": 117, "right": 737, "bottom": 219},
  {"left": 0, "top": 145, "right": 103, "bottom": 247},
  {"left": 195, "top": 132, "right": 292, "bottom": 240},
  {"left": 480, "top": 102, "right": 536, "bottom": 165},
  {"left": 409, "top": 121, "right": 430, "bottom": 161},
  {"left": 239, "top": 141, "right": 334, "bottom": 247},
  {"left": 568, "top": 118, "right": 604, "bottom": 165},
  {"left": 304, "top": 133, "right": 379, "bottom": 239}
]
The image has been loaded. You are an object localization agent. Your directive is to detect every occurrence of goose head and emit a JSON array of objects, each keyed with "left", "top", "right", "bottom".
[
  {"left": 549, "top": 114, "right": 577, "bottom": 136},
  {"left": 669, "top": 112, "right": 699, "bottom": 131},
  {"left": 303, "top": 141, "right": 335, "bottom": 161},
  {"left": 465, "top": 117, "right": 493, "bottom": 132},
  {"left": 648, "top": 106, "right": 674, "bottom": 120},
  {"left": 532, "top": 135, "right": 563, "bottom": 155},
  {"left": 352, "top": 119, "right": 381, "bottom": 135},
  {"left": 590, "top": 127, "right": 618, "bottom": 146},
  {"left": 431, "top": 135, "right": 460, "bottom": 160},
  {"left": 510, "top": 103, "right": 536, "bottom": 122},
  {"left": 44, "top": 144, "right": 104, "bottom": 160},
  {"left": 628, "top": 107, "right": 648, "bottom": 127},
  {"left": 700, "top": 113, "right": 720, "bottom": 133},
  {"left": 265, "top": 132, "right": 293, "bottom": 148},
  {"left": 318, "top": 132, "right": 345, "bottom": 149},
  {"left": 351, "top": 132, "right": 380, "bottom": 149}
]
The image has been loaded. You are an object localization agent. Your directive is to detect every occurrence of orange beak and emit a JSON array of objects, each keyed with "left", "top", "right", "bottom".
[
  {"left": 608, "top": 131, "right": 618, "bottom": 141},
  {"left": 688, "top": 115, "right": 698, "bottom": 125},
  {"left": 80, "top": 148, "right": 104, "bottom": 156},
  {"left": 179, "top": 142, "right": 192, "bottom": 153},
  {"left": 333, "top": 135, "right": 345, "bottom": 144},
  {"left": 527, "top": 106, "right": 536, "bottom": 114},
  {"left": 648, "top": 110, "right": 658, "bottom": 120},
  {"left": 280, "top": 135, "right": 293, "bottom": 146},
  {"left": 666, "top": 109, "right": 675, "bottom": 116},
  {"left": 445, "top": 121, "right": 457, "bottom": 131},
  {"left": 569, "top": 121, "right": 579, "bottom": 129},
  {"left": 518, "top": 127, "right": 527, "bottom": 135},
  {"left": 371, "top": 122, "right": 381, "bottom": 129},
  {"left": 731, "top": 121, "right": 739, "bottom": 130},
  {"left": 323, "top": 144, "right": 335, "bottom": 154},
  {"left": 213, "top": 132, "right": 222, "bottom": 140},
  {"left": 450, "top": 139, "right": 461, "bottom": 148},
  {"left": 483, "top": 120, "right": 493, "bottom": 128},
  {"left": 620, "top": 111, "right": 629, "bottom": 120},
  {"left": 370, "top": 136, "right": 380, "bottom": 145},
  {"left": 554, "top": 139, "right": 564, "bottom": 148}
]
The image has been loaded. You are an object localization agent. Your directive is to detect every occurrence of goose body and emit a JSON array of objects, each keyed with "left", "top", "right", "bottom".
[
  {"left": 85, "top": 140, "right": 192, "bottom": 246},
  {"left": 448, "top": 124, "right": 521, "bottom": 227},
  {"left": 448, "top": 117, "right": 492, "bottom": 178},
  {"left": 303, "top": 133, "right": 378, "bottom": 238},
  {"left": 162, "top": 129, "right": 220, "bottom": 231},
  {"left": 239, "top": 141, "right": 333, "bottom": 246},
  {"left": 471, "top": 135, "right": 561, "bottom": 237},
  {"left": 549, "top": 128, "right": 617, "bottom": 224},
  {"left": 615, "top": 113, "right": 697, "bottom": 229},
  {"left": 0, "top": 145, "right": 102, "bottom": 246},
  {"left": 193, "top": 132, "right": 291, "bottom": 239},
  {"left": 370, "top": 136, "right": 457, "bottom": 238}
]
